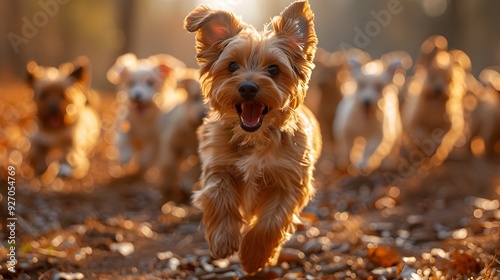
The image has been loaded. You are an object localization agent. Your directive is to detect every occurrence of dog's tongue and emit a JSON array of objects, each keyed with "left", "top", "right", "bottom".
[
  {"left": 240, "top": 102, "right": 263, "bottom": 127},
  {"left": 48, "top": 116, "right": 64, "bottom": 128}
]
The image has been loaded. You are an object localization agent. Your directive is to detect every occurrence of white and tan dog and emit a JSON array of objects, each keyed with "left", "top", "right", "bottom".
[
  {"left": 334, "top": 52, "right": 411, "bottom": 174},
  {"left": 27, "top": 56, "right": 101, "bottom": 179},
  {"left": 108, "top": 54, "right": 206, "bottom": 201},
  {"left": 107, "top": 53, "right": 185, "bottom": 174}
]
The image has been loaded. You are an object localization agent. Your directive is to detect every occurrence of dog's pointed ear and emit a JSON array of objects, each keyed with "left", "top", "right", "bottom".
[
  {"left": 65, "top": 56, "right": 91, "bottom": 87},
  {"left": 184, "top": 6, "right": 244, "bottom": 56},
  {"left": 271, "top": 0, "right": 317, "bottom": 63},
  {"left": 149, "top": 54, "right": 186, "bottom": 80},
  {"left": 381, "top": 51, "right": 412, "bottom": 77},
  {"left": 416, "top": 35, "right": 448, "bottom": 68},
  {"left": 449, "top": 50, "right": 471, "bottom": 73},
  {"left": 347, "top": 55, "right": 364, "bottom": 72},
  {"left": 26, "top": 60, "right": 40, "bottom": 86},
  {"left": 479, "top": 67, "right": 500, "bottom": 93},
  {"left": 107, "top": 53, "right": 137, "bottom": 85}
]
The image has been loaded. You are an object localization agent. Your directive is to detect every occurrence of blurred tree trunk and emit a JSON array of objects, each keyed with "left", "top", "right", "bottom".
[
  {"left": 447, "top": 0, "right": 460, "bottom": 48},
  {"left": 118, "top": 0, "right": 135, "bottom": 54},
  {"left": 2, "top": 0, "right": 23, "bottom": 75}
]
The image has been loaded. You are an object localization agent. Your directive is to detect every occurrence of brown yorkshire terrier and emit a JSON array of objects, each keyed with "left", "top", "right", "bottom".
[
  {"left": 184, "top": 0, "right": 321, "bottom": 274},
  {"left": 27, "top": 57, "right": 101, "bottom": 179}
]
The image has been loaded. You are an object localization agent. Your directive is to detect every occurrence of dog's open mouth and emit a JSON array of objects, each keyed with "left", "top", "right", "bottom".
[
  {"left": 43, "top": 115, "right": 65, "bottom": 129},
  {"left": 130, "top": 100, "right": 150, "bottom": 113},
  {"left": 235, "top": 102, "right": 269, "bottom": 132}
]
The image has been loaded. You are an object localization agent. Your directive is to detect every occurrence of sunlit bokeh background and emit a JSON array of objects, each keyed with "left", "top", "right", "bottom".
[
  {"left": 0, "top": 2, "right": 499, "bottom": 278},
  {"left": 1, "top": 0, "right": 500, "bottom": 188},
  {"left": 1, "top": 0, "right": 500, "bottom": 89}
]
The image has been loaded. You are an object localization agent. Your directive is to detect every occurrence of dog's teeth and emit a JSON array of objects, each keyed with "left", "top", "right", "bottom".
[{"left": 240, "top": 102, "right": 263, "bottom": 126}]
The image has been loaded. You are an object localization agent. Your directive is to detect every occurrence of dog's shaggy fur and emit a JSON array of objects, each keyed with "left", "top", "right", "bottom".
[{"left": 184, "top": 0, "right": 321, "bottom": 274}]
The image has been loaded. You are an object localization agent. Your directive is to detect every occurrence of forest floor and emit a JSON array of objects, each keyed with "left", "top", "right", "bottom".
[{"left": 0, "top": 77, "right": 499, "bottom": 279}]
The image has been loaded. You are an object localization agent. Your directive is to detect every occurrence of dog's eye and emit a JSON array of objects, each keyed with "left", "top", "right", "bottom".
[
  {"left": 228, "top": 62, "right": 239, "bottom": 73},
  {"left": 146, "top": 79, "right": 155, "bottom": 87},
  {"left": 268, "top": 65, "right": 279, "bottom": 77},
  {"left": 128, "top": 80, "right": 136, "bottom": 88}
]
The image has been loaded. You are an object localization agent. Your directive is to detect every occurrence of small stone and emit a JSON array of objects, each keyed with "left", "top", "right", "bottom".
[
  {"left": 301, "top": 239, "right": 325, "bottom": 255},
  {"left": 278, "top": 248, "right": 305, "bottom": 264},
  {"left": 109, "top": 242, "right": 134, "bottom": 256},
  {"left": 51, "top": 272, "right": 85, "bottom": 280},
  {"left": 331, "top": 243, "right": 350, "bottom": 254},
  {"left": 199, "top": 273, "right": 217, "bottom": 280},
  {"left": 284, "top": 234, "right": 308, "bottom": 249},
  {"left": 216, "top": 271, "right": 238, "bottom": 280},
  {"left": 318, "top": 264, "right": 349, "bottom": 275}
]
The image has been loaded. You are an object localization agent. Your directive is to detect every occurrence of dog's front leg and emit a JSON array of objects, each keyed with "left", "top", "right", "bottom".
[
  {"left": 117, "top": 131, "right": 134, "bottom": 165},
  {"left": 158, "top": 145, "right": 185, "bottom": 202},
  {"left": 29, "top": 141, "right": 49, "bottom": 175},
  {"left": 239, "top": 181, "right": 306, "bottom": 275},
  {"left": 193, "top": 172, "right": 243, "bottom": 260},
  {"left": 63, "top": 148, "right": 89, "bottom": 179},
  {"left": 358, "top": 137, "right": 382, "bottom": 172}
]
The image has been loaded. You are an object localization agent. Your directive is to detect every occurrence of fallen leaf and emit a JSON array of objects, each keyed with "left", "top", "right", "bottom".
[{"left": 366, "top": 246, "right": 401, "bottom": 268}]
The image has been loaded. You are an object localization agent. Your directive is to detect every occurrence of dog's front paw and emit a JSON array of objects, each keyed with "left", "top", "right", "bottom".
[
  {"left": 119, "top": 149, "right": 133, "bottom": 165},
  {"left": 239, "top": 227, "right": 280, "bottom": 275},
  {"left": 58, "top": 163, "right": 73, "bottom": 177},
  {"left": 208, "top": 228, "right": 240, "bottom": 259}
]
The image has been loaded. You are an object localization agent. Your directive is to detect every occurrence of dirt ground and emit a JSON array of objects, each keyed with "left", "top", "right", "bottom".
[{"left": 0, "top": 76, "right": 499, "bottom": 280}]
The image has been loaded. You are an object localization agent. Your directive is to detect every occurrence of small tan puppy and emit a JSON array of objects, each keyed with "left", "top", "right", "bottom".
[
  {"left": 27, "top": 57, "right": 101, "bottom": 179},
  {"left": 184, "top": 0, "right": 321, "bottom": 274},
  {"left": 334, "top": 52, "right": 411, "bottom": 174},
  {"left": 157, "top": 69, "right": 207, "bottom": 200},
  {"left": 402, "top": 35, "right": 468, "bottom": 166}
]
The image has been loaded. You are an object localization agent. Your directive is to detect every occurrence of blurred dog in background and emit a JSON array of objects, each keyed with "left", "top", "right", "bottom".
[
  {"left": 157, "top": 68, "right": 207, "bottom": 201},
  {"left": 107, "top": 53, "right": 185, "bottom": 174},
  {"left": 306, "top": 48, "right": 370, "bottom": 155},
  {"left": 334, "top": 51, "right": 411, "bottom": 175},
  {"left": 471, "top": 67, "right": 500, "bottom": 158},
  {"left": 108, "top": 54, "right": 205, "bottom": 201},
  {"left": 401, "top": 35, "right": 468, "bottom": 166},
  {"left": 27, "top": 56, "right": 101, "bottom": 179}
]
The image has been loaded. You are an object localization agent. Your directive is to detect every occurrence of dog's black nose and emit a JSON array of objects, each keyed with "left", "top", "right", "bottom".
[
  {"left": 238, "top": 82, "right": 259, "bottom": 100},
  {"left": 49, "top": 104, "right": 60, "bottom": 114},
  {"left": 434, "top": 84, "right": 445, "bottom": 95},
  {"left": 362, "top": 99, "right": 372, "bottom": 108},
  {"left": 132, "top": 92, "right": 143, "bottom": 101}
]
